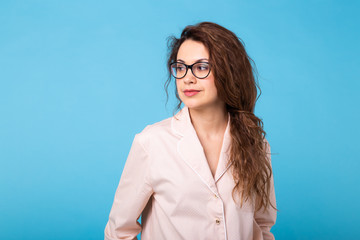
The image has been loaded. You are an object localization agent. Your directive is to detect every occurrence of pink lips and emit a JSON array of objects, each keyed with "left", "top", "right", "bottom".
[{"left": 184, "top": 90, "right": 200, "bottom": 96}]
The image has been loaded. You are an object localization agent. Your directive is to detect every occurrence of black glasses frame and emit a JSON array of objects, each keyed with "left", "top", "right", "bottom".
[{"left": 169, "top": 62, "right": 211, "bottom": 79}]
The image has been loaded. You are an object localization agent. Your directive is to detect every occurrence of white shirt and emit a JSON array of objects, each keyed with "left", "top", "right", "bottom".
[{"left": 104, "top": 106, "right": 277, "bottom": 240}]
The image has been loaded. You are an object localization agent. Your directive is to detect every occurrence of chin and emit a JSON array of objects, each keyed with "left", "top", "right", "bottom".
[
  {"left": 182, "top": 98, "right": 225, "bottom": 112},
  {"left": 183, "top": 101, "right": 208, "bottom": 110}
]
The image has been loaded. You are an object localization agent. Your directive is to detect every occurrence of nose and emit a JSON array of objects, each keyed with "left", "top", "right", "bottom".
[{"left": 183, "top": 68, "right": 196, "bottom": 84}]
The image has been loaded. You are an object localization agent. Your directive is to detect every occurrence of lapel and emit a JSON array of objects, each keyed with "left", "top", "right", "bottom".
[{"left": 171, "top": 105, "right": 233, "bottom": 195}]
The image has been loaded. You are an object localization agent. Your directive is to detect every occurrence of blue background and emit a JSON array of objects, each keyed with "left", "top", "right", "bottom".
[{"left": 1, "top": 1, "right": 359, "bottom": 239}]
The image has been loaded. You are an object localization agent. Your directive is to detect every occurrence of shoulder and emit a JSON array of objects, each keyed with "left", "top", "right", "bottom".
[
  {"left": 134, "top": 116, "right": 175, "bottom": 148},
  {"left": 264, "top": 137, "right": 271, "bottom": 151},
  {"left": 141, "top": 116, "right": 173, "bottom": 136},
  {"left": 263, "top": 137, "right": 273, "bottom": 164}
]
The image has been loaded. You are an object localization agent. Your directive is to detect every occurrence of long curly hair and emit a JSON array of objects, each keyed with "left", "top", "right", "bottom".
[{"left": 164, "top": 22, "right": 277, "bottom": 212}]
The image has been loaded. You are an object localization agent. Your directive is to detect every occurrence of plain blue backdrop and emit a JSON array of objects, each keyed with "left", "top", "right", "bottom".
[{"left": 1, "top": 1, "right": 359, "bottom": 239}]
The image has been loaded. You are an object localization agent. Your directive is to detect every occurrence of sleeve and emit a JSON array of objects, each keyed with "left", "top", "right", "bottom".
[
  {"left": 253, "top": 140, "right": 277, "bottom": 240},
  {"left": 104, "top": 133, "right": 154, "bottom": 240}
]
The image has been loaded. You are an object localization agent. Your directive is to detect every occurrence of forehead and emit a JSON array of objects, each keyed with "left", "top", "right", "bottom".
[{"left": 177, "top": 40, "right": 209, "bottom": 63}]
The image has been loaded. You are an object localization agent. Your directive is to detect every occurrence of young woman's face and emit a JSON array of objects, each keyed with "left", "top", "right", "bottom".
[{"left": 176, "top": 40, "right": 223, "bottom": 111}]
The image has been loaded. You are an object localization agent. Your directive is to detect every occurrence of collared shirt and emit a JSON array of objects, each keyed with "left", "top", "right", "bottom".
[{"left": 104, "top": 106, "right": 277, "bottom": 240}]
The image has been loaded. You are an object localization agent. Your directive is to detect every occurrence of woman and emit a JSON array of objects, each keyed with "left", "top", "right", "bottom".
[{"left": 104, "top": 22, "right": 277, "bottom": 240}]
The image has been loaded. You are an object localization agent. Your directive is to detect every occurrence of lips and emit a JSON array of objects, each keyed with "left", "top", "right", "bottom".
[{"left": 184, "top": 89, "right": 200, "bottom": 97}]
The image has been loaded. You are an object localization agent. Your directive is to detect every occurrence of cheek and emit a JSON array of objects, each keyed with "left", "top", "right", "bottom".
[
  {"left": 175, "top": 80, "right": 181, "bottom": 91},
  {"left": 176, "top": 80, "right": 184, "bottom": 98},
  {"left": 205, "top": 79, "right": 218, "bottom": 96}
]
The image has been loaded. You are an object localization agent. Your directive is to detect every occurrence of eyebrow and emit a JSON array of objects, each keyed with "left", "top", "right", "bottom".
[{"left": 177, "top": 58, "right": 209, "bottom": 63}]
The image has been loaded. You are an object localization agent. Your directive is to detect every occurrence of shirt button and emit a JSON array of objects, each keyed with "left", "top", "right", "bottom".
[
  {"left": 215, "top": 218, "right": 221, "bottom": 225},
  {"left": 214, "top": 194, "right": 218, "bottom": 198}
]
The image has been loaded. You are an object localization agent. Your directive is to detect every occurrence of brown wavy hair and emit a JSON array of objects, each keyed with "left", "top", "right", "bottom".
[{"left": 164, "top": 22, "right": 277, "bottom": 213}]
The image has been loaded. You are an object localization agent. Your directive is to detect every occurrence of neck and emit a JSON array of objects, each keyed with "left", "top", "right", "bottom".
[{"left": 187, "top": 104, "right": 228, "bottom": 138}]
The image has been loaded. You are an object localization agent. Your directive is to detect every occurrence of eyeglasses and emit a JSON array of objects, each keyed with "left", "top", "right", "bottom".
[{"left": 170, "top": 62, "right": 211, "bottom": 79}]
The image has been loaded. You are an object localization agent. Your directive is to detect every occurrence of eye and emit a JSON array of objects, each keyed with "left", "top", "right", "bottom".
[
  {"left": 196, "top": 63, "right": 209, "bottom": 71},
  {"left": 171, "top": 64, "right": 181, "bottom": 70},
  {"left": 176, "top": 65, "right": 185, "bottom": 71}
]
